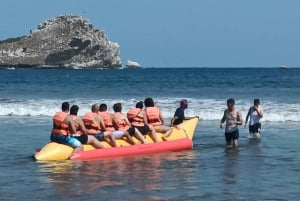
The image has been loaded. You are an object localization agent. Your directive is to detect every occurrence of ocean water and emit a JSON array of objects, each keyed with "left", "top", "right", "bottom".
[{"left": 0, "top": 67, "right": 299, "bottom": 200}]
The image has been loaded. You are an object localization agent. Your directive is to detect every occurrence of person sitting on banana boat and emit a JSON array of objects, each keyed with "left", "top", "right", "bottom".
[
  {"left": 82, "top": 104, "right": 117, "bottom": 147},
  {"left": 99, "top": 103, "right": 138, "bottom": 145},
  {"left": 69, "top": 104, "right": 105, "bottom": 149},
  {"left": 50, "top": 102, "right": 103, "bottom": 156},
  {"left": 112, "top": 102, "right": 147, "bottom": 144},
  {"left": 144, "top": 97, "right": 173, "bottom": 141},
  {"left": 127, "top": 101, "right": 158, "bottom": 143},
  {"left": 170, "top": 99, "right": 199, "bottom": 127}
]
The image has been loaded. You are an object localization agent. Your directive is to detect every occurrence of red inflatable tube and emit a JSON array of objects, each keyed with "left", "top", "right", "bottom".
[{"left": 71, "top": 138, "right": 193, "bottom": 160}]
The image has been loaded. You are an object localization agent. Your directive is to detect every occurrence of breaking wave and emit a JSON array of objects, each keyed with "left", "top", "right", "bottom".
[{"left": 0, "top": 98, "right": 299, "bottom": 122}]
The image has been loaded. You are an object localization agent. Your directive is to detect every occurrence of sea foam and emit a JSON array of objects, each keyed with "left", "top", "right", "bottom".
[{"left": 0, "top": 98, "right": 299, "bottom": 122}]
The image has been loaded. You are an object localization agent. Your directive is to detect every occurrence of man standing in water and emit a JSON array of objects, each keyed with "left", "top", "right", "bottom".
[
  {"left": 244, "top": 99, "right": 264, "bottom": 139},
  {"left": 220, "top": 98, "right": 243, "bottom": 147}
]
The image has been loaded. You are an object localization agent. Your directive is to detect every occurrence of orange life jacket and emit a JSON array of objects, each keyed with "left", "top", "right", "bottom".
[
  {"left": 113, "top": 112, "right": 129, "bottom": 131},
  {"left": 99, "top": 111, "right": 114, "bottom": 131},
  {"left": 82, "top": 112, "right": 100, "bottom": 134},
  {"left": 127, "top": 108, "right": 144, "bottom": 126},
  {"left": 145, "top": 107, "right": 162, "bottom": 126},
  {"left": 52, "top": 111, "right": 69, "bottom": 135}
]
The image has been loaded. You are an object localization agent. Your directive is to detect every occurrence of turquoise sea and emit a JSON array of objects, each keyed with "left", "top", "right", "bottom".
[{"left": 0, "top": 67, "right": 299, "bottom": 200}]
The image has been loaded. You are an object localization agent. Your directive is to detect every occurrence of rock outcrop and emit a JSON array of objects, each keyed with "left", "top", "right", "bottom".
[{"left": 0, "top": 15, "right": 121, "bottom": 68}]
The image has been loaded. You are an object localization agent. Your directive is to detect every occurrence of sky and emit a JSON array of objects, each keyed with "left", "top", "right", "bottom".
[{"left": 1, "top": 0, "right": 300, "bottom": 68}]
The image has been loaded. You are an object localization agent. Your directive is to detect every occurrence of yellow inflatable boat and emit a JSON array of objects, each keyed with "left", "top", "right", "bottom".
[{"left": 34, "top": 117, "right": 199, "bottom": 161}]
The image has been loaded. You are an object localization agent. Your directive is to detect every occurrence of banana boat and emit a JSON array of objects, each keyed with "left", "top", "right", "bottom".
[{"left": 34, "top": 117, "right": 199, "bottom": 161}]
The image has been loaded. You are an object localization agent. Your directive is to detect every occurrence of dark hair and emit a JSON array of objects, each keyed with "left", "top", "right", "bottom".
[
  {"left": 70, "top": 105, "right": 79, "bottom": 115},
  {"left": 113, "top": 103, "right": 122, "bottom": 112},
  {"left": 61, "top": 102, "right": 69, "bottom": 111},
  {"left": 254, "top": 99, "right": 260, "bottom": 105},
  {"left": 144, "top": 97, "right": 154, "bottom": 107},
  {"left": 91, "top": 104, "right": 99, "bottom": 112},
  {"left": 180, "top": 99, "right": 188, "bottom": 109},
  {"left": 136, "top": 101, "right": 143, "bottom": 109},
  {"left": 99, "top": 103, "right": 107, "bottom": 111},
  {"left": 227, "top": 98, "right": 235, "bottom": 105}
]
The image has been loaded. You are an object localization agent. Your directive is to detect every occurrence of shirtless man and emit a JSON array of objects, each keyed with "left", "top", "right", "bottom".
[
  {"left": 69, "top": 105, "right": 105, "bottom": 149},
  {"left": 220, "top": 98, "right": 243, "bottom": 147}
]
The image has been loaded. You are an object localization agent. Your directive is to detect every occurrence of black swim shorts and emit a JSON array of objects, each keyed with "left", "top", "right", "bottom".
[
  {"left": 225, "top": 130, "right": 239, "bottom": 143},
  {"left": 134, "top": 125, "right": 150, "bottom": 135}
]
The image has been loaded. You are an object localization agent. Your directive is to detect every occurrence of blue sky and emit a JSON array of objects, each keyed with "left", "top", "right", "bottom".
[{"left": 1, "top": 0, "right": 300, "bottom": 67}]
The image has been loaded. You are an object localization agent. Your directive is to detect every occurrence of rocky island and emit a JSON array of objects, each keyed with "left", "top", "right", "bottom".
[{"left": 0, "top": 15, "right": 122, "bottom": 68}]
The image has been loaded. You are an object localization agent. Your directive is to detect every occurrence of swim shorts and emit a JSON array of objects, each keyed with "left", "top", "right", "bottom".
[
  {"left": 127, "top": 127, "right": 136, "bottom": 136},
  {"left": 249, "top": 123, "right": 261, "bottom": 133},
  {"left": 134, "top": 125, "right": 150, "bottom": 135},
  {"left": 50, "top": 134, "right": 82, "bottom": 148},
  {"left": 72, "top": 134, "right": 88, "bottom": 144},
  {"left": 113, "top": 130, "right": 125, "bottom": 139},
  {"left": 225, "top": 130, "right": 239, "bottom": 143},
  {"left": 92, "top": 132, "right": 105, "bottom": 141}
]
